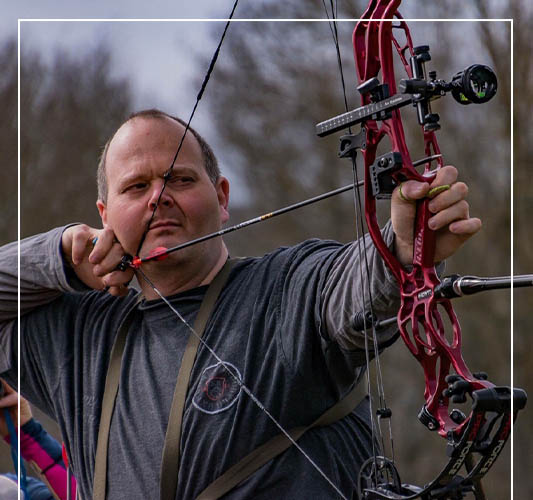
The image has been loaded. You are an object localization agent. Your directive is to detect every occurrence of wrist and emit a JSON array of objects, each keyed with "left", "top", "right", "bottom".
[{"left": 393, "top": 235, "right": 413, "bottom": 267}]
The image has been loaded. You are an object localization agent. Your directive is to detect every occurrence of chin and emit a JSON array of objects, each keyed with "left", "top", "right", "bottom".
[{"left": 144, "top": 233, "right": 187, "bottom": 253}]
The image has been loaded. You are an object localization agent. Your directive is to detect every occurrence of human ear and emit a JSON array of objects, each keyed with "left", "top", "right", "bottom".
[
  {"left": 96, "top": 200, "right": 109, "bottom": 228},
  {"left": 216, "top": 177, "right": 230, "bottom": 224}
]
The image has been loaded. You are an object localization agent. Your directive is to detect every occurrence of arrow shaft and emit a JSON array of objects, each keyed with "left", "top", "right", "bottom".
[{"left": 140, "top": 182, "right": 361, "bottom": 263}]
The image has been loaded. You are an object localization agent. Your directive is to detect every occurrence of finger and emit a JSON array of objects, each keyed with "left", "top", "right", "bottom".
[
  {"left": 433, "top": 218, "right": 482, "bottom": 263},
  {"left": 394, "top": 180, "right": 430, "bottom": 203},
  {"left": 93, "top": 242, "right": 129, "bottom": 277},
  {"left": 0, "top": 392, "right": 18, "bottom": 408},
  {"left": 429, "top": 165, "right": 458, "bottom": 188},
  {"left": 89, "top": 228, "right": 116, "bottom": 264},
  {"left": 0, "top": 379, "right": 14, "bottom": 394},
  {"left": 71, "top": 225, "right": 99, "bottom": 265},
  {"left": 102, "top": 268, "right": 135, "bottom": 289},
  {"left": 449, "top": 217, "right": 482, "bottom": 235},
  {"left": 428, "top": 182, "right": 468, "bottom": 213},
  {"left": 105, "top": 283, "right": 131, "bottom": 297},
  {"left": 428, "top": 200, "right": 470, "bottom": 230}
]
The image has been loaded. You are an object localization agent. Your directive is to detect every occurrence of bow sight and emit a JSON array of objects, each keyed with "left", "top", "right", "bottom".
[
  {"left": 450, "top": 64, "right": 498, "bottom": 105},
  {"left": 316, "top": 45, "right": 497, "bottom": 137}
]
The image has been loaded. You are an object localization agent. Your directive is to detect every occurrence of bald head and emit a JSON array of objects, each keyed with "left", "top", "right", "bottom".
[{"left": 97, "top": 109, "right": 219, "bottom": 202}]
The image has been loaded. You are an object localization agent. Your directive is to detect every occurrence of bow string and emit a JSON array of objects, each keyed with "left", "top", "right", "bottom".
[
  {"left": 120, "top": 4, "right": 352, "bottom": 499},
  {"left": 116, "top": 3, "right": 528, "bottom": 499}
]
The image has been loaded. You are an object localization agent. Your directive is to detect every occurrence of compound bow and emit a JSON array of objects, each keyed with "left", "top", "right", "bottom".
[{"left": 316, "top": 1, "right": 527, "bottom": 498}]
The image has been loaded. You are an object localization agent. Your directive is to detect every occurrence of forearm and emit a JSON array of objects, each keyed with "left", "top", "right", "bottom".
[
  {"left": 0, "top": 225, "right": 88, "bottom": 323},
  {"left": 321, "top": 221, "right": 401, "bottom": 356}
]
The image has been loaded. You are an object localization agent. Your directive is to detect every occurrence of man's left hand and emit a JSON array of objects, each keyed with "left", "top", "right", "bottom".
[{"left": 391, "top": 165, "right": 482, "bottom": 267}]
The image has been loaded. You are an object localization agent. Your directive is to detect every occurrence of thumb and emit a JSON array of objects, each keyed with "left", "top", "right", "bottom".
[
  {"left": 395, "top": 180, "right": 430, "bottom": 203},
  {"left": 391, "top": 180, "right": 429, "bottom": 236},
  {"left": 391, "top": 181, "right": 430, "bottom": 266}
]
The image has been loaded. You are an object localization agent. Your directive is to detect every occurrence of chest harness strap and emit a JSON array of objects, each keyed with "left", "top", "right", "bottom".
[
  {"left": 93, "top": 259, "right": 236, "bottom": 500},
  {"left": 195, "top": 388, "right": 367, "bottom": 500},
  {"left": 93, "top": 258, "right": 366, "bottom": 500}
]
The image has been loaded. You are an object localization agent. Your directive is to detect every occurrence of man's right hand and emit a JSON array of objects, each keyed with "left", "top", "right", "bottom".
[{"left": 61, "top": 225, "right": 134, "bottom": 297}]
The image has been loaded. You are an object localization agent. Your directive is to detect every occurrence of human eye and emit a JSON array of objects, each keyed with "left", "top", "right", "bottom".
[
  {"left": 122, "top": 181, "right": 148, "bottom": 193},
  {"left": 167, "top": 173, "right": 195, "bottom": 185}
]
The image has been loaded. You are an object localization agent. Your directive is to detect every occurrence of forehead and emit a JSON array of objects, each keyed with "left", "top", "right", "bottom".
[{"left": 106, "top": 116, "right": 203, "bottom": 171}]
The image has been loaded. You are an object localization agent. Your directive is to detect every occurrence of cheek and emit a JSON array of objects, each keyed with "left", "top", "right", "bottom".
[
  {"left": 185, "top": 192, "right": 222, "bottom": 228},
  {"left": 105, "top": 202, "right": 145, "bottom": 249}
]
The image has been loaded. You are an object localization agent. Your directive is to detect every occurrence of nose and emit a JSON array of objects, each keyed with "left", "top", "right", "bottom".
[{"left": 148, "top": 180, "right": 174, "bottom": 210}]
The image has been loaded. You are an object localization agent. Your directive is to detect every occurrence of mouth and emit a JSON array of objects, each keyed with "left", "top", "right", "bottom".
[{"left": 149, "top": 220, "right": 181, "bottom": 231}]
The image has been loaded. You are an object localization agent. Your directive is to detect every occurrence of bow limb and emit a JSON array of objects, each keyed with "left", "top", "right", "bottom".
[{"left": 353, "top": 1, "right": 485, "bottom": 439}]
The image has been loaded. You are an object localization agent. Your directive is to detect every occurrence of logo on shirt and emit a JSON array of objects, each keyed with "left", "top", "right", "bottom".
[{"left": 193, "top": 362, "right": 242, "bottom": 415}]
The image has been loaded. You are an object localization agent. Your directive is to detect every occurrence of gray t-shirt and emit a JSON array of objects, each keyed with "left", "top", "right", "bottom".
[{"left": 0, "top": 226, "right": 400, "bottom": 499}]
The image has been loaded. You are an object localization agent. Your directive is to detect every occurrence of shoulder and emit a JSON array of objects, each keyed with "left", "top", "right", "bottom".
[
  {"left": 225, "top": 239, "right": 346, "bottom": 301},
  {"left": 233, "top": 238, "right": 345, "bottom": 275}
]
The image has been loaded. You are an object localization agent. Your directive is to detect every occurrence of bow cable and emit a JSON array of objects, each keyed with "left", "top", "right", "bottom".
[
  {"left": 136, "top": 267, "right": 349, "bottom": 499},
  {"left": 322, "top": 1, "right": 396, "bottom": 477},
  {"left": 134, "top": 0, "right": 239, "bottom": 259}
]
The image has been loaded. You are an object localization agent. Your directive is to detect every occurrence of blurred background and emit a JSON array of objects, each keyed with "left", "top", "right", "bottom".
[{"left": 0, "top": 0, "right": 530, "bottom": 498}]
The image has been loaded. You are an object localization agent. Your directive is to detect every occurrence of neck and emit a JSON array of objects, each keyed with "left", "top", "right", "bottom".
[{"left": 137, "top": 242, "right": 229, "bottom": 300}]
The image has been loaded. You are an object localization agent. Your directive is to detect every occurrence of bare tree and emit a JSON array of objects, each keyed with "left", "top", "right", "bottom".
[
  {"left": 0, "top": 40, "right": 17, "bottom": 245},
  {"left": 0, "top": 39, "right": 133, "bottom": 476}
]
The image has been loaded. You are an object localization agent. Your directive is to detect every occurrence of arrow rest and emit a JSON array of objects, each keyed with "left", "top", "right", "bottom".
[{"left": 339, "top": 129, "right": 367, "bottom": 159}]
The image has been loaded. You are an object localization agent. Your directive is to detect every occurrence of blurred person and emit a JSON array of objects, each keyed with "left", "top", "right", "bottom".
[{"left": 0, "top": 380, "right": 76, "bottom": 500}]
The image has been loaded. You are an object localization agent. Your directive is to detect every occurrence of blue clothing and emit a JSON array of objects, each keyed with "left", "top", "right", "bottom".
[{"left": 2, "top": 473, "right": 54, "bottom": 500}]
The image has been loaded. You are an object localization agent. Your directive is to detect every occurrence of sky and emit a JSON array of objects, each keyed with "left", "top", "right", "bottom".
[
  {"left": 4, "top": 1, "right": 232, "bottom": 112},
  {"left": 1, "top": 1, "right": 511, "bottom": 203},
  {"left": 3, "top": 0, "right": 251, "bottom": 198}
]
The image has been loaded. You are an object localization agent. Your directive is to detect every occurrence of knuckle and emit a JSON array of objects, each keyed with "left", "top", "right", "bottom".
[
  {"left": 458, "top": 200, "right": 470, "bottom": 216},
  {"left": 443, "top": 165, "right": 458, "bottom": 179},
  {"left": 454, "top": 182, "right": 468, "bottom": 197}
]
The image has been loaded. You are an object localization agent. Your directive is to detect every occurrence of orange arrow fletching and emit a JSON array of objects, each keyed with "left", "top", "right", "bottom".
[{"left": 147, "top": 247, "right": 169, "bottom": 261}]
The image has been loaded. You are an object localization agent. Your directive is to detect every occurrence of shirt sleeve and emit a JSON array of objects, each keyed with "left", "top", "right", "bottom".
[
  {"left": 320, "top": 221, "right": 401, "bottom": 355},
  {"left": 3, "top": 416, "right": 77, "bottom": 500},
  {"left": 17, "top": 418, "right": 77, "bottom": 500},
  {"left": 266, "top": 227, "right": 401, "bottom": 393},
  {"left": 0, "top": 225, "right": 88, "bottom": 375}
]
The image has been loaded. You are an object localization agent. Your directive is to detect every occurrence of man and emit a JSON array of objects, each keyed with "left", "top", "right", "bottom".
[{"left": 0, "top": 109, "right": 479, "bottom": 499}]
